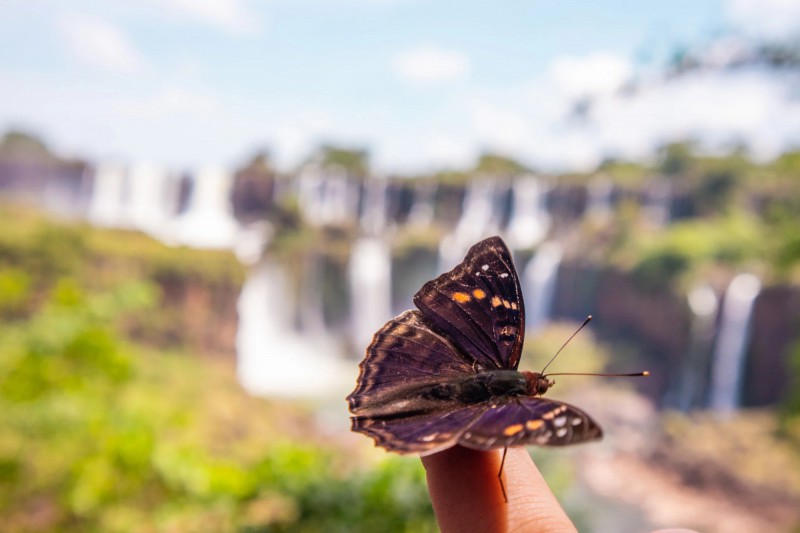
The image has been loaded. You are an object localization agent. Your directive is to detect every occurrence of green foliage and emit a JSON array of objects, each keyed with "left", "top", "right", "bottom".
[
  {"left": 521, "top": 322, "right": 609, "bottom": 392},
  {"left": 0, "top": 268, "right": 31, "bottom": 316},
  {"left": 0, "top": 210, "right": 434, "bottom": 532},
  {"left": 659, "top": 142, "right": 695, "bottom": 176},
  {"left": 307, "top": 144, "right": 370, "bottom": 177},
  {"left": 474, "top": 153, "right": 529, "bottom": 175},
  {"left": 781, "top": 340, "right": 800, "bottom": 424},
  {"left": 620, "top": 212, "right": 765, "bottom": 289}
]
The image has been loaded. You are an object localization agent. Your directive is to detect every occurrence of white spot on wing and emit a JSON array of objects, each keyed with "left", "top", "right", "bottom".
[
  {"left": 499, "top": 272, "right": 509, "bottom": 278},
  {"left": 554, "top": 416, "right": 567, "bottom": 427},
  {"left": 556, "top": 427, "right": 568, "bottom": 438},
  {"left": 481, "top": 264, "right": 489, "bottom": 271},
  {"left": 571, "top": 418, "right": 582, "bottom": 426}
]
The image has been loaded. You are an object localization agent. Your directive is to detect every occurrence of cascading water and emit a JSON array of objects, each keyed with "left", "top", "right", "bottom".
[
  {"left": 297, "top": 167, "right": 359, "bottom": 227},
  {"left": 440, "top": 178, "right": 497, "bottom": 269},
  {"left": 360, "top": 176, "right": 388, "bottom": 235},
  {"left": 708, "top": 273, "right": 762, "bottom": 413},
  {"left": 122, "top": 163, "right": 177, "bottom": 238},
  {"left": 407, "top": 180, "right": 436, "bottom": 227},
  {"left": 506, "top": 175, "right": 550, "bottom": 250},
  {"left": 236, "top": 260, "right": 350, "bottom": 398},
  {"left": 523, "top": 242, "right": 563, "bottom": 332},
  {"left": 671, "top": 283, "right": 719, "bottom": 411},
  {"left": 88, "top": 163, "right": 127, "bottom": 227},
  {"left": 171, "top": 167, "right": 239, "bottom": 249},
  {"left": 349, "top": 238, "right": 393, "bottom": 351}
]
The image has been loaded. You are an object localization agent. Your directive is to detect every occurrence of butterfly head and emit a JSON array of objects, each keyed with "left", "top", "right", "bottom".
[{"left": 522, "top": 371, "right": 555, "bottom": 396}]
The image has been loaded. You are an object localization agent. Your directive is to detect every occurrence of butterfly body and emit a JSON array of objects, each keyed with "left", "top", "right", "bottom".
[{"left": 347, "top": 236, "right": 602, "bottom": 455}]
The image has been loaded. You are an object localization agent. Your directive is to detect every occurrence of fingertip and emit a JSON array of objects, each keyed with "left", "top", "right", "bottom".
[
  {"left": 422, "top": 446, "right": 507, "bottom": 533},
  {"left": 421, "top": 447, "right": 576, "bottom": 533}
]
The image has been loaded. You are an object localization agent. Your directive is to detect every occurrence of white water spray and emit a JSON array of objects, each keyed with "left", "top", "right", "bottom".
[{"left": 708, "top": 273, "right": 762, "bottom": 413}]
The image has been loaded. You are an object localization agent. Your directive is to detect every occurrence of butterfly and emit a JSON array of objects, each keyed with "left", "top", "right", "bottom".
[{"left": 347, "top": 236, "right": 622, "bottom": 469}]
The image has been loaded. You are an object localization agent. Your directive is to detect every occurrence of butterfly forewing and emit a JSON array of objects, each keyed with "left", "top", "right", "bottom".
[
  {"left": 347, "top": 310, "right": 474, "bottom": 415},
  {"left": 413, "top": 237, "right": 526, "bottom": 371},
  {"left": 458, "top": 397, "right": 602, "bottom": 450}
]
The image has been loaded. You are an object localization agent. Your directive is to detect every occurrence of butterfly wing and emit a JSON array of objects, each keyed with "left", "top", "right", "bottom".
[
  {"left": 352, "top": 403, "right": 489, "bottom": 455},
  {"left": 458, "top": 397, "right": 602, "bottom": 450},
  {"left": 413, "top": 236, "right": 526, "bottom": 371},
  {"left": 347, "top": 310, "right": 475, "bottom": 416}
]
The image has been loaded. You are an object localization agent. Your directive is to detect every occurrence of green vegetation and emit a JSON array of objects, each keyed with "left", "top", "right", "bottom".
[{"left": 0, "top": 207, "right": 436, "bottom": 532}]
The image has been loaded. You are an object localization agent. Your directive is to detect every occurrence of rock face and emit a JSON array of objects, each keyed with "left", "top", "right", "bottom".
[
  {"left": 746, "top": 286, "right": 800, "bottom": 406},
  {"left": 553, "top": 261, "right": 799, "bottom": 409},
  {"left": 553, "top": 262, "right": 690, "bottom": 404},
  {"left": 155, "top": 278, "right": 241, "bottom": 357}
]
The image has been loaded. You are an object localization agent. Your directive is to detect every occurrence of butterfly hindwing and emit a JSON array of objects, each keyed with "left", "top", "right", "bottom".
[
  {"left": 458, "top": 397, "right": 602, "bottom": 450},
  {"left": 351, "top": 403, "right": 488, "bottom": 455},
  {"left": 413, "top": 237, "right": 526, "bottom": 371}
]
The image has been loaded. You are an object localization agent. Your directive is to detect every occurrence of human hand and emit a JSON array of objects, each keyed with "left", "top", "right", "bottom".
[{"left": 421, "top": 446, "right": 577, "bottom": 533}]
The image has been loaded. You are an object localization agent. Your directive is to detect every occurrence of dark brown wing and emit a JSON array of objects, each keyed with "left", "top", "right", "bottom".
[
  {"left": 351, "top": 403, "right": 489, "bottom": 455},
  {"left": 413, "top": 236, "right": 525, "bottom": 371},
  {"left": 458, "top": 397, "right": 602, "bottom": 450},
  {"left": 347, "top": 310, "right": 474, "bottom": 415}
]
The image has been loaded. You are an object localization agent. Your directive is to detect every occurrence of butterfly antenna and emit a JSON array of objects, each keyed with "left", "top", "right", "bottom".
[
  {"left": 540, "top": 315, "right": 593, "bottom": 375},
  {"left": 546, "top": 371, "right": 650, "bottom": 377}
]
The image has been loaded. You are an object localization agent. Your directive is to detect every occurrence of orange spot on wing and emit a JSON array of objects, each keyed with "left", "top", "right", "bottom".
[
  {"left": 503, "top": 423, "right": 524, "bottom": 436},
  {"left": 491, "top": 296, "right": 502, "bottom": 307},
  {"left": 472, "top": 289, "right": 486, "bottom": 299},
  {"left": 526, "top": 420, "right": 544, "bottom": 431},
  {"left": 453, "top": 292, "right": 471, "bottom": 303}
]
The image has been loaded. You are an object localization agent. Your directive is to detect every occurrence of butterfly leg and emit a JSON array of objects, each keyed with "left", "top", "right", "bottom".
[{"left": 497, "top": 446, "right": 508, "bottom": 503}]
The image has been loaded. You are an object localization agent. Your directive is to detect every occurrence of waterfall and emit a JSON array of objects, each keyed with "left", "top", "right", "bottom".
[
  {"left": 440, "top": 178, "right": 498, "bottom": 268},
  {"left": 171, "top": 167, "right": 239, "bottom": 249},
  {"left": 296, "top": 166, "right": 359, "bottom": 227},
  {"left": 523, "top": 242, "right": 563, "bottom": 332},
  {"left": 233, "top": 221, "right": 271, "bottom": 265},
  {"left": 360, "top": 176, "right": 388, "bottom": 235},
  {"left": 506, "top": 175, "right": 550, "bottom": 250},
  {"left": 236, "top": 260, "right": 350, "bottom": 398},
  {"left": 586, "top": 177, "right": 614, "bottom": 222},
  {"left": 349, "top": 238, "right": 393, "bottom": 351},
  {"left": 671, "top": 283, "right": 719, "bottom": 411},
  {"left": 88, "top": 163, "right": 127, "bottom": 227},
  {"left": 708, "top": 273, "right": 762, "bottom": 413},
  {"left": 123, "top": 163, "right": 177, "bottom": 237},
  {"left": 407, "top": 180, "right": 436, "bottom": 227}
]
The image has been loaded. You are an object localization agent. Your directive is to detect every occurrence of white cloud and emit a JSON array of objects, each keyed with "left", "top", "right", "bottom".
[
  {"left": 549, "top": 52, "right": 632, "bottom": 98},
  {"left": 159, "top": 0, "right": 261, "bottom": 34},
  {"left": 589, "top": 70, "right": 800, "bottom": 161},
  {"left": 453, "top": 57, "right": 800, "bottom": 173},
  {"left": 392, "top": 45, "right": 470, "bottom": 85},
  {"left": 59, "top": 14, "right": 148, "bottom": 74},
  {"left": 727, "top": 0, "right": 800, "bottom": 40},
  {"left": 469, "top": 101, "right": 534, "bottom": 154}
]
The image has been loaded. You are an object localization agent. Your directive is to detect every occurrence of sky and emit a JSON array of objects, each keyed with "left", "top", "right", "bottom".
[{"left": 1, "top": 0, "right": 799, "bottom": 174}]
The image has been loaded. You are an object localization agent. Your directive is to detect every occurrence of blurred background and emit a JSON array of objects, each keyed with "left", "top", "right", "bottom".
[{"left": 2, "top": 1, "right": 800, "bottom": 531}]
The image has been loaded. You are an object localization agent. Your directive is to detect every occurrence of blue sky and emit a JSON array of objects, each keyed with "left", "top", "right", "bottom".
[{"left": 1, "top": 0, "right": 798, "bottom": 173}]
